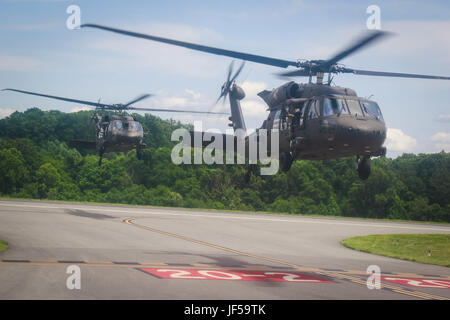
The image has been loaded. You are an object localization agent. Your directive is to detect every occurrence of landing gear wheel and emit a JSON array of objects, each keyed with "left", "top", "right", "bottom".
[
  {"left": 357, "top": 156, "right": 371, "bottom": 180},
  {"left": 280, "top": 152, "right": 293, "bottom": 172}
]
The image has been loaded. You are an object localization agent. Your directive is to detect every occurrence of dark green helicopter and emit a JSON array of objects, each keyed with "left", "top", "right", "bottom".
[
  {"left": 80, "top": 24, "right": 450, "bottom": 179},
  {"left": 2, "top": 88, "right": 226, "bottom": 165}
]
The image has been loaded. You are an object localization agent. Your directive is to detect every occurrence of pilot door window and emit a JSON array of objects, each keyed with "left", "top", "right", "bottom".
[
  {"left": 297, "top": 101, "right": 311, "bottom": 128},
  {"left": 307, "top": 100, "right": 319, "bottom": 119}
]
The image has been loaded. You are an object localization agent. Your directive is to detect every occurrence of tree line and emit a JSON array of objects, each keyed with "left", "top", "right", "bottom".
[{"left": 0, "top": 108, "right": 448, "bottom": 222}]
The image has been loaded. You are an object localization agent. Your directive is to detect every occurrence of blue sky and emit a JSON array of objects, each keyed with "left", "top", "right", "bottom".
[{"left": 1, "top": 0, "right": 449, "bottom": 157}]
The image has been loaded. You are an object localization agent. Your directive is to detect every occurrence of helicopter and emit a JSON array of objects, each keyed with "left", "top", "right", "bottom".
[
  {"left": 80, "top": 24, "right": 450, "bottom": 179},
  {"left": 2, "top": 88, "right": 227, "bottom": 165}
]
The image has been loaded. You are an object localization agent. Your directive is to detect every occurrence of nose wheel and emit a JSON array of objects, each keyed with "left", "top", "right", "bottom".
[{"left": 357, "top": 155, "right": 371, "bottom": 180}]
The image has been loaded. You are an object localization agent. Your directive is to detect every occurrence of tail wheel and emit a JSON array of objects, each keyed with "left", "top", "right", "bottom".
[{"left": 280, "top": 152, "right": 293, "bottom": 172}]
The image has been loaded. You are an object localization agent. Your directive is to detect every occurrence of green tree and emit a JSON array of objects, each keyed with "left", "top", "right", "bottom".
[
  {"left": 0, "top": 148, "right": 28, "bottom": 194},
  {"left": 36, "top": 162, "right": 61, "bottom": 198}
]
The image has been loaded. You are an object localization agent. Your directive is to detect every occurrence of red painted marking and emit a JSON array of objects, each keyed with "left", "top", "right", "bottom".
[
  {"left": 139, "top": 268, "right": 332, "bottom": 283},
  {"left": 381, "top": 277, "right": 450, "bottom": 289}
]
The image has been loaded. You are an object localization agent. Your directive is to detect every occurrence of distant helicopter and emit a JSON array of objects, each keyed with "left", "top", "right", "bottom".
[
  {"left": 80, "top": 24, "right": 450, "bottom": 179},
  {"left": 2, "top": 88, "right": 226, "bottom": 165}
]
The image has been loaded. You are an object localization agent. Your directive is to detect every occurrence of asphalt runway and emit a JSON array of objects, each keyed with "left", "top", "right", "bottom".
[{"left": 0, "top": 199, "right": 449, "bottom": 300}]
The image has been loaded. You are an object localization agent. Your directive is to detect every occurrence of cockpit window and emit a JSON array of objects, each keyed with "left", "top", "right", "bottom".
[
  {"left": 323, "top": 98, "right": 347, "bottom": 116},
  {"left": 112, "top": 121, "right": 123, "bottom": 130},
  {"left": 360, "top": 101, "right": 384, "bottom": 121},
  {"left": 345, "top": 99, "right": 363, "bottom": 117}
]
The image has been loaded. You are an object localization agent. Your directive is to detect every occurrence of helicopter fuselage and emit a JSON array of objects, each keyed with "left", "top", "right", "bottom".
[
  {"left": 94, "top": 114, "right": 145, "bottom": 155},
  {"left": 256, "top": 82, "right": 386, "bottom": 162},
  {"left": 292, "top": 111, "right": 386, "bottom": 160}
]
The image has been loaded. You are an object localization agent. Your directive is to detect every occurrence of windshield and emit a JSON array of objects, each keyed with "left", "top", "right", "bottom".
[
  {"left": 360, "top": 100, "right": 384, "bottom": 121},
  {"left": 345, "top": 99, "right": 364, "bottom": 117},
  {"left": 112, "top": 120, "right": 123, "bottom": 130},
  {"left": 323, "top": 97, "right": 347, "bottom": 116},
  {"left": 129, "top": 121, "right": 143, "bottom": 131}
]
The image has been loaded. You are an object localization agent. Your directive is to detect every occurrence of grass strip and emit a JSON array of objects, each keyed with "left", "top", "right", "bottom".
[
  {"left": 342, "top": 234, "right": 450, "bottom": 267},
  {"left": 0, "top": 240, "right": 8, "bottom": 254}
]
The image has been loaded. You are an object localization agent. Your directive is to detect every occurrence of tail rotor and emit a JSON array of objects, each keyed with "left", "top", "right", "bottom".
[{"left": 215, "top": 60, "right": 245, "bottom": 105}]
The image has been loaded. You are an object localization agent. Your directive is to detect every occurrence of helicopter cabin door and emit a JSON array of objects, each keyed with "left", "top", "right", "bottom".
[
  {"left": 270, "top": 109, "right": 290, "bottom": 153},
  {"left": 303, "top": 98, "right": 321, "bottom": 148}
]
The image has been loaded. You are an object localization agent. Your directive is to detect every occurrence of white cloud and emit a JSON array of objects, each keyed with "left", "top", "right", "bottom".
[
  {"left": 380, "top": 20, "right": 450, "bottom": 62},
  {"left": 70, "top": 106, "right": 91, "bottom": 113},
  {"left": 385, "top": 128, "right": 417, "bottom": 152},
  {"left": 1, "top": 0, "right": 68, "bottom": 3},
  {"left": 84, "top": 22, "right": 226, "bottom": 78},
  {"left": 286, "top": 20, "right": 450, "bottom": 71},
  {"left": 0, "top": 108, "right": 16, "bottom": 119},
  {"left": 1, "top": 23, "right": 56, "bottom": 31},
  {"left": 0, "top": 55, "right": 43, "bottom": 71},
  {"left": 131, "top": 88, "right": 229, "bottom": 130},
  {"left": 437, "top": 114, "right": 450, "bottom": 122},
  {"left": 239, "top": 81, "right": 269, "bottom": 122},
  {"left": 240, "top": 81, "right": 268, "bottom": 97},
  {"left": 431, "top": 132, "right": 450, "bottom": 151},
  {"left": 128, "top": 83, "right": 270, "bottom": 132},
  {"left": 148, "top": 88, "right": 212, "bottom": 109}
]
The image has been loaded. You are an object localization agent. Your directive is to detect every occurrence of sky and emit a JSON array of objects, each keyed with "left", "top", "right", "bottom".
[{"left": 0, "top": 0, "right": 449, "bottom": 158}]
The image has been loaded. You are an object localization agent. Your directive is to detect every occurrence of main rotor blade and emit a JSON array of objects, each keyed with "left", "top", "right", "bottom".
[
  {"left": 123, "top": 94, "right": 152, "bottom": 107},
  {"left": 2, "top": 88, "right": 112, "bottom": 108},
  {"left": 130, "top": 106, "right": 228, "bottom": 115},
  {"left": 320, "top": 30, "right": 390, "bottom": 70},
  {"left": 277, "top": 68, "right": 312, "bottom": 77},
  {"left": 346, "top": 68, "right": 450, "bottom": 80},
  {"left": 81, "top": 24, "right": 299, "bottom": 69}
]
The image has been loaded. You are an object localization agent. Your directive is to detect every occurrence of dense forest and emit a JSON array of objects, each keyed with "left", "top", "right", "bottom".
[{"left": 0, "top": 108, "right": 449, "bottom": 222}]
